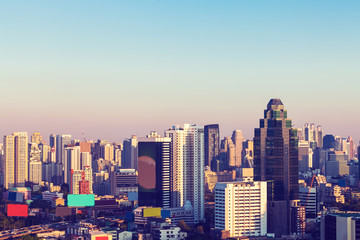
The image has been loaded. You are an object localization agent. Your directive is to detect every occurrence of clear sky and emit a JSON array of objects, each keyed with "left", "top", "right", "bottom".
[{"left": 0, "top": 1, "right": 359, "bottom": 143}]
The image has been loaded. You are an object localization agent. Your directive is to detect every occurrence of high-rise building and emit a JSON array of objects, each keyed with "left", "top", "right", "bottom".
[
  {"left": 347, "top": 136, "right": 354, "bottom": 160},
  {"left": 65, "top": 146, "right": 81, "bottom": 184},
  {"left": 56, "top": 134, "right": 72, "bottom": 165},
  {"left": 204, "top": 124, "right": 220, "bottom": 168},
  {"left": 298, "top": 140, "right": 313, "bottom": 172},
  {"left": 323, "top": 135, "right": 336, "bottom": 150},
  {"left": 3, "top": 132, "right": 29, "bottom": 188},
  {"left": 220, "top": 137, "right": 235, "bottom": 168},
  {"left": 231, "top": 130, "right": 244, "bottom": 167},
  {"left": 31, "top": 132, "right": 43, "bottom": 145},
  {"left": 137, "top": 131, "right": 172, "bottom": 208},
  {"left": 3, "top": 135, "right": 15, "bottom": 189},
  {"left": 29, "top": 160, "right": 42, "bottom": 184},
  {"left": 253, "top": 99, "right": 298, "bottom": 237},
  {"left": 324, "top": 213, "right": 360, "bottom": 240},
  {"left": 165, "top": 124, "right": 205, "bottom": 223},
  {"left": 214, "top": 181, "right": 267, "bottom": 237},
  {"left": 49, "top": 134, "right": 56, "bottom": 148},
  {"left": 123, "top": 136, "right": 138, "bottom": 170},
  {"left": 316, "top": 126, "right": 323, "bottom": 148},
  {"left": 55, "top": 134, "right": 71, "bottom": 183}
]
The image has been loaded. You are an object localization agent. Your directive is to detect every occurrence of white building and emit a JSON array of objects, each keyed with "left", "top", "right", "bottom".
[
  {"left": 29, "top": 160, "right": 42, "bottom": 184},
  {"left": 65, "top": 146, "right": 81, "bottom": 184},
  {"left": 165, "top": 124, "right": 205, "bottom": 223},
  {"left": 152, "top": 226, "right": 187, "bottom": 240},
  {"left": 214, "top": 181, "right": 267, "bottom": 237}
]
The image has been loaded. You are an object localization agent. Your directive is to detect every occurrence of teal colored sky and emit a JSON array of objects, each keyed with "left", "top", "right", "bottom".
[{"left": 0, "top": 1, "right": 359, "bottom": 143}]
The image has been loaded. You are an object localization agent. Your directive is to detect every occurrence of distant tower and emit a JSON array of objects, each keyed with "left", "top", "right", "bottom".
[
  {"left": 123, "top": 136, "right": 138, "bottom": 170},
  {"left": 323, "top": 135, "right": 336, "bottom": 150},
  {"left": 231, "top": 130, "right": 244, "bottom": 167},
  {"left": 204, "top": 124, "right": 220, "bottom": 168},
  {"left": 253, "top": 99, "right": 298, "bottom": 237}
]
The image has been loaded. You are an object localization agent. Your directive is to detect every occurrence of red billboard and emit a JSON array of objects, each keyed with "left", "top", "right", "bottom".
[{"left": 7, "top": 204, "right": 28, "bottom": 217}]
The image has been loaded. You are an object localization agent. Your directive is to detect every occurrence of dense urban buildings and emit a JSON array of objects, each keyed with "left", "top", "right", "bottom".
[{"left": 0, "top": 98, "right": 359, "bottom": 240}]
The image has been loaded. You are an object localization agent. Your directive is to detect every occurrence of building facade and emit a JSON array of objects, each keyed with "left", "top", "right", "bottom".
[
  {"left": 253, "top": 99, "right": 299, "bottom": 237},
  {"left": 214, "top": 181, "right": 267, "bottom": 237}
]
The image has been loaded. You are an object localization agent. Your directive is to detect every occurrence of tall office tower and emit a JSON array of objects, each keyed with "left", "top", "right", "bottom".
[
  {"left": 165, "top": 124, "right": 205, "bottom": 223},
  {"left": 303, "top": 123, "right": 314, "bottom": 142},
  {"left": 101, "top": 143, "right": 114, "bottom": 162},
  {"left": 315, "top": 126, "right": 323, "bottom": 148},
  {"left": 29, "top": 160, "right": 42, "bottom": 184},
  {"left": 3, "top": 135, "right": 15, "bottom": 189},
  {"left": 64, "top": 146, "right": 81, "bottom": 184},
  {"left": 341, "top": 138, "right": 348, "bottom": 154},
  {"left": 38, "top": 143, "right": 50, "bottom": 163},
  {"left": 221, "top": 137, "right": 235, "bottom": 168},
  {"left": 334, "top": 136, "right": 342, "bottom": 151},
  {"left": 347, "top": 136, "right": 354, "bottom": 160},
  {"left": 123, "top": 136, "right": 138, "bottom": 170},
  {"left": 323, "top": 135, "right": 336, "bottom": 150},
  {"left": 49, "top": 134, "right": 56, "bottom": 148},
  {"left": 55, "top": 134, "right": 72, "bottom": 165},
  {"left": 214, "top": 181, "right": 267, "bottom": 237},
  {"left": 79, "top": 141, "right": 92, "bottom": 168},
  {"left": 114, "top": 148, "right": 122, "bottom": 166},
  {"left": 31, "top": 132, "right": 43, "bottom": 145},
  {"left": 253, "top": 99, "right": 298, "bottom": 237},
  {"left": 137, "top": 131, "right": 172, "bottom": 208},
  {"left": 297, "top": 128, "right": 304, "bottom": 141},
  {"left": 204, "top": 124, "right": 220, "bottom": 168},
  {"left": 13, "top": 132, "right": 29, "bottom": 187},
  {"left": 313, "top": 148, "right": 327, "bottom": 174},
  {"left": 231, "top": 130, "right": 244, "bottom": 167},
  {"left": 298, "top": 141, "right": 313, "bottom": 172},
  {"left": 242, "top": 140, "right": 254, "bottom": 168}
]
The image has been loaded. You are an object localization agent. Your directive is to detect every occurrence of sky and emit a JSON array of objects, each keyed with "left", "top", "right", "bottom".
[{"left": 0, "top": 1, "right": 359, "bottom": 144}]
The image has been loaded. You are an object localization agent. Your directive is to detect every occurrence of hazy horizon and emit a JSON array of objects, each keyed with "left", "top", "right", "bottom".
[{"left": 1, "top": 1, "right": 359, "bottom": 144}]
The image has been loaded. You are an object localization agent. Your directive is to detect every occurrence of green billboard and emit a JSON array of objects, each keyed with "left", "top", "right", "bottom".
[{"left": 67, "top": 194, "right": 95, "bottom": 207}]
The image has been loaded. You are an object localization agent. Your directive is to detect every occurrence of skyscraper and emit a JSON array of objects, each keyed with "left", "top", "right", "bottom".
[
  {"left": 165, "top": 124, "right": 205, "bottom": 223},
  {"left": 123, "top": 136, "right": 138, "bottom": 170},
  {"left": 231, "top": 130, "right": 244, "bottom": 167},
  {"left": 323, "top": 135, "right": 336, "bottom": 150},
  {"left": 204, "top": 124, "right": 220, "bottom": 168},
  {"left": 65, "top": 146, "right": 81, "bottom": 184},
  {"left": 3, "top": 135, "right": 15, "bottom": 189},
  {"left": 138, "top": 131, "right": 172, "bottom": 208},
  {"left": 253, "top": 99, "right": 298, "bottom": 237}
]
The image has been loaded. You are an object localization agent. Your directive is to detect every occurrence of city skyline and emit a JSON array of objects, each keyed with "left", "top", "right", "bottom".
[{"left": 1, "top": 1, "right": 359, "bottom": 143}]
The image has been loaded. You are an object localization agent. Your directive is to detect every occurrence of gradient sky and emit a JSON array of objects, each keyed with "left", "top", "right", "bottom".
[{"left": 1, "top": 1, "right": 359, "bottom": 144}]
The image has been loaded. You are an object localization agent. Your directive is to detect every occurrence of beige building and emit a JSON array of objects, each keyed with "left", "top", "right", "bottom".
[{"left": 3, "top": 132, "right": 28, "bottom": 188}]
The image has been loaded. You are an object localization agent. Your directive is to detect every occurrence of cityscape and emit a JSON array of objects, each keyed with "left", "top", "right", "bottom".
[
  {"left": 1, "top": 1, "right": 360, "bottom": 240},
  {"left": 0, "top": 99, "right": 359, "bottom": 240}
]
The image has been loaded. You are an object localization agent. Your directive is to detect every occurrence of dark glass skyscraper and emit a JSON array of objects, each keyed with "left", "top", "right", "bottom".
[
  {"left": 138, "top": 132, "right": 172, "bottom": 208},
  {"left": 323, "top": 134, "right": 336, "bottom": 150},
  {"left": 254, "top": 99, "right": 299, "bottom": 237},
  {"left": 204, "top": 124, "right": 220, "bottom": 168}
]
